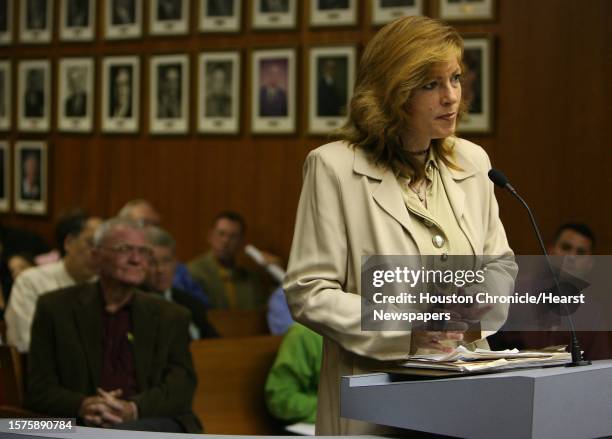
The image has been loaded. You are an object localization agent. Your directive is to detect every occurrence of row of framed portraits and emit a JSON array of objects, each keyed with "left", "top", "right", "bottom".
[
  {"left": 0, "top": 0, "right": 496, "bottom": 44},
  {"left": 0, "top": 37, "right": 493, "bottom": 136},
  {"left": 0, "top": 141, "right": 47, "bottom": 215}
]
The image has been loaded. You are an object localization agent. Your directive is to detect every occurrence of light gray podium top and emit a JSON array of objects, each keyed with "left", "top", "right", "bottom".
[{"left": 341, "top": 360, "right": 612, "bottom": 439}]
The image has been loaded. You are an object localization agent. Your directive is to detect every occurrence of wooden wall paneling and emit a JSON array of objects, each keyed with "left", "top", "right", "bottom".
[{"left": 1, "top": 0, "right": 611, "bottom": 263}]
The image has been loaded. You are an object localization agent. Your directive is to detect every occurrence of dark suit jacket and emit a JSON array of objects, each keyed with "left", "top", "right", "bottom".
[
  {"left": 170, "top": 288, "right": 219, "bottom": 339},
  {"left": 24, "top": 90, "right": 44, "bottom": 117},
  {"left": 259, "top": 86, "right": 287, "bottom": 117},
  {"left": 65, "top": 92, "right": 87, "bottom": 117},
  {"left": 27, "top": 282, "right": 202, "bottom": 433}
]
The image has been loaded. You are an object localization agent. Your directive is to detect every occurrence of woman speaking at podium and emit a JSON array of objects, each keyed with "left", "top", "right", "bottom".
[{"left": 284, "top": 15, "right": 516, "bottom": 435}]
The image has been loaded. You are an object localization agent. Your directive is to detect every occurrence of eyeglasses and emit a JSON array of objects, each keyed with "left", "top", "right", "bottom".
[{"left": 102, "top": 244, "right": 153, "bottom": 258}]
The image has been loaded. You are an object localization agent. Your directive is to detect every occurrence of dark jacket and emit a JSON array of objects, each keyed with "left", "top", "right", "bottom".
[
  {"left": 170, "top": 287, "right": 219, "bottom": 339},
  {"left": 26, "top": 282, "right": 202, "bottom": 433}
]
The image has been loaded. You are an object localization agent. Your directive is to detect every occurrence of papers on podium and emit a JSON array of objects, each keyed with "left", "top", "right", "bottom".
[{"left": 398, "top": 345, "right": 571, "bottom": 373}]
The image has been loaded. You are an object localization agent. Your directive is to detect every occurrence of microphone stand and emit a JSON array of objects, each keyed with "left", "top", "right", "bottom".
[{"left": 500, "top": 182, "right": 590, "bottom": 367}]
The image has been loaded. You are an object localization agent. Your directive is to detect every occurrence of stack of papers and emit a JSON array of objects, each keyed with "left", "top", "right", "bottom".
[{"left": 398, "top": 345, "right": 571, "bottom": 373}]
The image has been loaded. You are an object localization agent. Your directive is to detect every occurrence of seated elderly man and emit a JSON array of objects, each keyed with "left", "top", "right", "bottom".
[
  {"left": 5, "top": 209, "right": 101, "bottom": 352},
  {"left": 118, "top": 198, "right": 210, "bottom": 307},
  {"left": 27, "top": 218, "right": 201, "bottom": 433},
  {"left": 144, "top": 225, "right": 218, "bottom": 339}
]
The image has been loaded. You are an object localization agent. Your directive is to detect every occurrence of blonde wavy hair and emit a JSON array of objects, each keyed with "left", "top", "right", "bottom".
[{"left": 337, "top": 16, "right": 468, "bottom": 180}]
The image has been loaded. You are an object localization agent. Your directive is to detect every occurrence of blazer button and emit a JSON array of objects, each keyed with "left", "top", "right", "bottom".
[{"left": 432, "top": 235, "right": 445, "bottom": 248}]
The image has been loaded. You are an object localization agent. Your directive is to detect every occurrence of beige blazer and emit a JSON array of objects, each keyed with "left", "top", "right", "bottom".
[{"left": 284, "top": 138, "right": 516, "bottom": 435}]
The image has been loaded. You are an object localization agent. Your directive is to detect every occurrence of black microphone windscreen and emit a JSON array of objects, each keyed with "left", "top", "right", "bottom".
[{"left": 488, "top": 168, "right": 509, "bottom": 188}]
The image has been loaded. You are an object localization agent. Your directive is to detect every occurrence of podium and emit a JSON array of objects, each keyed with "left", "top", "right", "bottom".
[{"left": 341, "top": 360, "right": 612, "bottom": 439}]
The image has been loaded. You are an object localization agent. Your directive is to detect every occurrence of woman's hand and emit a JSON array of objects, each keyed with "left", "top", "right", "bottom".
[{"left": 411, "top": 330, "right": 465, "bottom": 354}]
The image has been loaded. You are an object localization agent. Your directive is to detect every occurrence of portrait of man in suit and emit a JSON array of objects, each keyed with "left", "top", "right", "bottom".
[
  {"left": 259, "top": 60, "right": 288, "bottom": 117},
  {"left": 20, "top": 149, "right": 41, "bottom": 201},
  {"left": 157, "top": 65, "right": 182, "bottom": 118},
  {"left": 112, "top": 0, "right": 135, "bottom": 25},
  {"left": 23, "top": 68, "right": 45, "bottom": 118},
  {"left": 64, "top": 66, "right": 88, "bottom": 118},
  {"left": 26, "top": 0, "right": 47, "bottom": 30},
  {"left": 316, "top": 57, "right": 347, "bottom": 117},
  {"left": 261, "top": 0, "right": 289, "bottom": 13},
  {"left": 67, "top": 0, "right": 89, "bottom": 27},
  {"left": 109, "top": 66, "right": 132, "bottom": 118},
  {"left": 157, "top": 0, "right": 182, "bottom": 21},
  {"left": 207, "top": 0, "right": 234, "bottom": 16},
  {"left": 205, "top": 62, "right": 232, "bottom": 118},
  {"left": 318, "top": 0, "right": 349, "bottom": 9}
]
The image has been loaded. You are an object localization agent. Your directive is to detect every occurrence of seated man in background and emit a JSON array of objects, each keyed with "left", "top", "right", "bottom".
[
  {"left": 117, "top": 199, "right": 161, "bottom": 227},
  {"left": 5, "top": 209, "right": 102, "bottom": 352},
  {"left": 265, "top": 323, "right": 322, "bottom": 426},
  {"left": 118, "top": 198, "right": 210, "bottom": 307},
  {"left": 489, "top": 222, "right": 611, "bottom": 360},
  {"left": 27, "top": 218, "right": 201, "bottom": 433},
  {"left": 7, "top": 252, "right": 36, "bottom": 281},
  {"left": 144, "top": 225, "right": 218, "bottom": 339},
  {"left": 188, "top": 211, "right": 273, "bottom": 309},
  {"left": 0, "top": 221, "right": 50, "bottom": 306}
]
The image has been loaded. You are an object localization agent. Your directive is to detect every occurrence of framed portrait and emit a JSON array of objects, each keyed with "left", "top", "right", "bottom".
[
  {"left": 439, "top": 0, "right": 495, "bottom": 21},
  {"left": 57, "top": 57, "right": 94, "bottom": 132},
  {"left": 372, "top": 0, "right": 423, "bottom": 25},
  {"left": 102, "top": 56, "right": 140, "bottom": 133},
  {"left": 0, "top": 141, "right": 9, "bottom": 212},
  {"left": 252, "top": 0, "right": 296, "bottom": 30},
  {"left": 17, "top": 59, "right": 50, "bottom": 132},
  {"left": 198, "top": 51, "right": 240, "bottom": 134},
  {"left": 251, "top": 48, "right": 295, "bottom": 134},
  {"left": 310, "top": 0, "right": 356, "bottom": 27},
  {"left": 150, "top": 0, "right": 189, "bottom": 35},
  {"left": 308, "top": 45, "right": 355, "bottom": 135},
  {"left": 14, "top": 141, "right": 47, "bottom": 215},
  {"left": 0, "top": 0, "right": 13, "bottom": 45},
  {"left": 20, "top": 0, "right": 53, "bottom": 43},
  {"left": 0, "top": 60, "right": 11, "bottom": 130},
  {"left": 200, "top": 0, "right": 241, "bottom": 33},
  {"left": 457, "top": 36, "right": 493, "bottom": 134},
  {"left": 105, "top": 0, "right": 142, "bottom": 39},
  {"left": 149, "top": 54, "right": 189, "bottom": 134},
  {"left": 60, "top": 0, "right": 95, "bottom": 41}
]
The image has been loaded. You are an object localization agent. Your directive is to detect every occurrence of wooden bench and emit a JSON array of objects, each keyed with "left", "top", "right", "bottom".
[
  {"left": 207, "top": 309, "right": 270, "bottom": 337},
  {"left": 0, "top": 344, "right": 39, "bottom": 417},
  {"left": 190, "top": 335, "right": 283, "bottom": 434}
]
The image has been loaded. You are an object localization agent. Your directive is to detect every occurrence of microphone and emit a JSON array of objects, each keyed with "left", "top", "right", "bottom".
[
  {"left": 487, "top": 168, "right": 516, "bottom": 193},
  {"left": 488, "top": 168, "right": 590, "bottom": 367}
]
